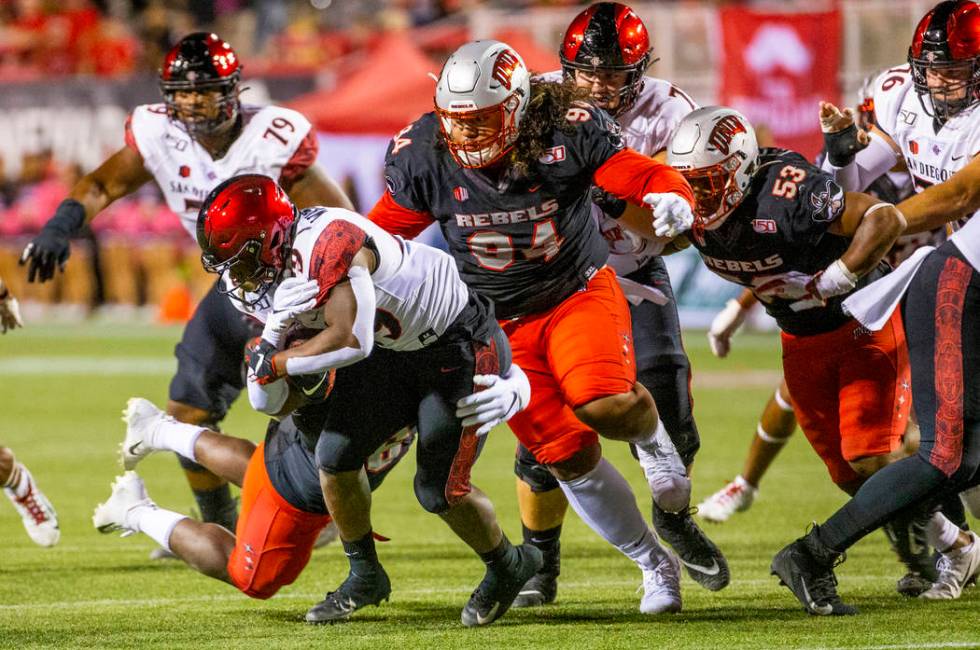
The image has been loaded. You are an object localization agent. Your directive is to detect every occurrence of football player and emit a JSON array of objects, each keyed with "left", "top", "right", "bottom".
[
  {"left": 772, "top": 0, "right": 980, "bottom": 613},
  {"left": 511, "top": 2, "right": 727, "bottom": 607},
  {"left": 369, "top": 40, "right": 698, "bottom": 614},
  {"left": 0, "top": 276, "right": 59, "bottom": 547},
  {"left": 19, "top": 33, "right": 353, "bottom": 547},
  {"left": 95, "top": 397, "right": 413, "bottom": 602},
  {"left": 197, "top": 175, "right": 538, "bottom": 627}
]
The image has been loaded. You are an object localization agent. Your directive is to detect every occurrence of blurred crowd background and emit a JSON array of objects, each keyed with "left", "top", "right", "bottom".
[{"left": 0, "top": 0, "right": 935, "bottom": 322}]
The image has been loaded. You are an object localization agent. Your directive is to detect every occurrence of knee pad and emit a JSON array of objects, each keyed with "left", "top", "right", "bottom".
[
  {"left": 514, "top": 445, "right": 560, "bottom": 493},
  {"left": 314, "top": 433, "right": 365, "bottom": 475},
  {"left": 649, "top": 472, "right": 691, "bottom": 513},
  {"left": 414, "top": 477, "right": 451, "bottom": 514}
]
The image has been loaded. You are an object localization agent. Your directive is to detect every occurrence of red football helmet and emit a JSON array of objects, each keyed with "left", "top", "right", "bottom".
[
  {"left": 560, "top": 2, "right": 653, "bottom": 115},
  {"left": 160, "top": 32, "right": 242, "bottom": 137},
  {"left": 908, "top": 0, "right": 980, "bottom": 123},
  {"left": 197, "top": 174, "right": 296, "bottom": 306}
]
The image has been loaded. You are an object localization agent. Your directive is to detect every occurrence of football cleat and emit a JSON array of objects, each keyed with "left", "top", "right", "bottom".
[
  {"left": 697, "top": 477, "right": 757, "bottom": 523},
  {"left": 93, "top": 471, "right": 152, "bottom": 536},
  {"left": 882, "top": 510, "right": 938, "bottom": 596},
  {"left": 653, "top": 505, "right": 730, "bottom": 591},
  {"left": 896, "top": 571, "right": 934, "bottom": 598},
  {"left": 120, "top": 397, "right": 172, "bottom": 470},
  {"left": 640, "top": 549, "right": 682, "bottom": 614},
  {"left": 461, "top": 544, "right": 543, "bottom": 627},
  {"left": 512, "top": 541, "right": 560, "bottom": 608},
  {"left": 3, "top": 464, "right": 59, "bottom": 547},
  {"left": 771, "top": 528, "right": 856, "bottom": 616},
  {"left": 314, "top": 520, "right": 340, "bottom": 549},
  {"left": 920, "top": 531, "right": 980, "bottom": 600},
  {"left": 634, "top": 427, "right": 691, "bottom": 514},
  {"left": 306, "top": 567, "right": 392, "bottom": 624}
]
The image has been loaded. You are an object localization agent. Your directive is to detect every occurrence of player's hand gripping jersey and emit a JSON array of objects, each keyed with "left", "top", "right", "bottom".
[
  {"left": 371, "top": 104, "right": 692, "bottom": 319},
  {"left": 126, "top": 104, "right": 318, "bottom": 239},
  {"left": 689, "top": 148, "right": 889, "bottom": 336},
  {"left": 230, "top": 206, "right": 482, "bottom": 352}
]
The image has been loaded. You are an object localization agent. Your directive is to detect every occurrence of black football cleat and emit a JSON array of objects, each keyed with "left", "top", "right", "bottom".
[
  {"left": 305, "top": 566, "right": 391, "bottom": 624},
  {"left": 882, "top": 510, "right": 939, "bottom": 597},
  {"left": 461, "top": 544, "right": 543, "bottom": 627},
  {"left": 653, "top": 505, "right": 730, "bottom": 591},
  {"left": 513, "top": 540, "right": 560, "bottom": 608},
  {"left": 771, "top": 528, "right": 857, "bottom": 616},
  {"left": 896, "top": 571, "right": 934, "bottom": 597}
]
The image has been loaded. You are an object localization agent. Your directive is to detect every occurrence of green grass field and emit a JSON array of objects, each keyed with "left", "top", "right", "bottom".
[{"left": 1, "top": 324, "right": 978, "bottom": 649}]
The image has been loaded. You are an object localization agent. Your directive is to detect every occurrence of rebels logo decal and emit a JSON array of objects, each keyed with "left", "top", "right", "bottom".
[
  {"left": 707, "top": 115, "right": 747, "bottom": 155},
  {"left": 491, "top": 49, "right": 521, "bottom": 90}
]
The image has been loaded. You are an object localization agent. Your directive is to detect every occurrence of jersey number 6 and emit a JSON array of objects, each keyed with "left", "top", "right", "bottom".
[{"left": 467, "top": 220, "right": 563, "bottom": 271}]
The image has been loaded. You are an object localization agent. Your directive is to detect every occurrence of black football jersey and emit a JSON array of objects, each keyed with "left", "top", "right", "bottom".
[
  {"left": 382, "top": 107, "right": 625, "bottom": 319},
  {"left": 689, "top": 148, "right": 888, "bottom": 336}
]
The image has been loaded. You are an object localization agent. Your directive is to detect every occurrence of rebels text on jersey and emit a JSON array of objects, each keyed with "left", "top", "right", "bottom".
[
  {"left": 689, "top": 148, "right": 888, "bottom": 336},
  {"left": 231, "top": 207, "right": 473, "bottom": 351},
  {"left": 372, "top": 104, "right": 694, "bottom": 319},
  {"left": 872, "top": 65, "right": 980, "bottom": 237},
  {"left": 126, "top": 103, "right": 318, "bottom": 240}
]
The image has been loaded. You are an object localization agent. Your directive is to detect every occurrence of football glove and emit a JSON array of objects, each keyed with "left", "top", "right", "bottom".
[
  {"left": 707, "top": 298, "right": 747, "bottom": 358},
  {"left": 0, "top": 281, "right": 23, "bottom": 334},
  {"left": 20, "top": 199, "right": 86, "bottom": 283},
  {"left": 245, "top": 337, "right": 284, "bottom": 385},
  {"left": 455, "top": 364, "right": 531, "bottom": 436},
  {"left": 262, "top": 277, "right": 320, "bottom": 346},
  {"left": 644, "top": 192, "right": 694, "bottom": 239}
]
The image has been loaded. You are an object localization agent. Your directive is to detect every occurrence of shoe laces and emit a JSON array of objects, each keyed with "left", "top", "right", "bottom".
[
  {"left": 935, "top": 554, "right": 956, "bottom": 580},
  {"left": 15, "top": 485, "right": 49, "bottom": 525},
  {"left": 715, "top": 481, "right": 744, "bottom": 506}
]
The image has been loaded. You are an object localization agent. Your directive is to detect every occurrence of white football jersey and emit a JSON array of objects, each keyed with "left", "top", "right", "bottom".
[
  {"left": 538, "top": 72, "right": 699, "bottom": 275},
  {"left": 126, "top": 103, "right": 317, "bottom": 240},
  {"left": 873, "top": 66, "right": 980, "bottom": 269},
  {"left": 233, "top": 207, "right": 470, "bottom": 352}
]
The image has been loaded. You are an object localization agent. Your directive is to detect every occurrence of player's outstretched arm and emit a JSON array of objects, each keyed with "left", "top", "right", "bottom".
[
  {"left": 818, "top": 102, "right": 901, "bottom": 193},
  {"left": 20, "top": 146, "right": 152, "bottom": 283},
  {"left": 283, "top": 163, "right": 354, "bottom": 211},
  {"left": 897, "top": 154, "right": 980, "bottom": 234}
]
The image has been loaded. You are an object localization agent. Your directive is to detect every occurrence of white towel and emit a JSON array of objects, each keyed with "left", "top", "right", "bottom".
[
  {"left": 616, "top": 275, "right": 670, "bottom": 306},
  {"left": 842, "top": 246, "right": 934, "bottom": 331}
]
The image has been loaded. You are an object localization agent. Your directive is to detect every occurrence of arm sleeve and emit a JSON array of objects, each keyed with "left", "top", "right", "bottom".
[
  {"left": 279, "top": 127, "right": 319, "bottom": 189},
  {"left": 309, "top": 220, "right": 367, "bottom": 307},
  {"left": 592, "top": 148, "right": 695, "bottom": 209},
  {"left": 819, "top": 133, "right": 900, "bottom": 192},
  {"left": 368, "top": 191, "right": 435, "bottom": 239},
  {"left": 247, "top": 376, "right": 289, "bottom": 415}
]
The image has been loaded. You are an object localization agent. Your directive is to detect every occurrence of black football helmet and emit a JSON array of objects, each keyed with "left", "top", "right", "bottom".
[{"left": 160, "top": 32, "right": 242, "bottom": 137}]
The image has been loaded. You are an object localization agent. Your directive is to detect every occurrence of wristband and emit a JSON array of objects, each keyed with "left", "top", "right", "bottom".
[
  {"left": 814, "top": 259, "right": 858, "bottom": 299},
  {"left": 823, "top": 123, "right": 867, "bottom": 168}
]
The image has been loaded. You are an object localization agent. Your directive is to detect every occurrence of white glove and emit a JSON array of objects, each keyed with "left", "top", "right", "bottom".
[
  {"left": 753, "top": 271, "right": 817, "bottom": 302},
  {"left": 263, "top": 277, "right": 319, "bottom": 346},
  {"left": 455, "top": 364, "right": 531, "bottom": 436},
  {"left": 707, "top": 299, "right": 747, "bottom": 358},
  {"left": 0, "top": 284, "right": 22, "bottom": 334},
  {"left": 644, "top": 192, "right": 694, "bottom": 239}
]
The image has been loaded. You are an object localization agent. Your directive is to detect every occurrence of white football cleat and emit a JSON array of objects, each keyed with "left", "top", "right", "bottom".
[
  {"left": 634, "top": 426, "right": 692, "bottom": 514},
  {"left": 697, "top": 477, "right": 757, "bottom": 523},
  {"left": 3, "top": 464, "right": 59, "bottom": 547},
  {"left": 640, "top": 549, "right": 682, "bottom": 614},
  {"left": 120, "top": 397, "right": 171, "bottom": 470},
  {"left": 920, "top": 531, "right": 980, "bottom": 600},
  {"left": 93, "top": 471, "right": 152, "bottom": 536}
]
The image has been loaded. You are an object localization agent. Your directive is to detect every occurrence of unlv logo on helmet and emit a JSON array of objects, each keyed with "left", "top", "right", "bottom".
[
  {"left": 708, "top": 115, "right": 748, "bottom": 155},
  {"left": 491, "top": 49, "right": 521, "bottom": 90}
]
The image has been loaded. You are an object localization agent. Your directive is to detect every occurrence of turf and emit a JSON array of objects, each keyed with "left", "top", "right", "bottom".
[{"left": 0, "top": 324, "right": 977, "bottom": 649}]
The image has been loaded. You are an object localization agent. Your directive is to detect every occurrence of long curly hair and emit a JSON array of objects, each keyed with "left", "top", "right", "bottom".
[{"left": 508, "top": 80, "right": 591, "bottom": 176}]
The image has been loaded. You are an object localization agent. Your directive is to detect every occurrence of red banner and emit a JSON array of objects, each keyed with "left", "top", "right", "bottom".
[{"left": 718, "top": 7, "right": 841, "bottom": 160}]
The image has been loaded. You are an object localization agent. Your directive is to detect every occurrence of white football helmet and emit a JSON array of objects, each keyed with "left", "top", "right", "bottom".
[
  {"left": 668, "top": 106, "right": 758, "bottom": 230},
  {"left": 435, "top": 40, "right": 531, "bottom": 168}
]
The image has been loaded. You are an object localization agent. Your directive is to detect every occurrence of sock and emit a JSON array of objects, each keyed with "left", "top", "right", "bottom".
[
  {"left": 193, "top": 484, "right": 237, "bottom": 531},
  {"left": 342, "top": 531, "right": 381, "bottom": 576},
  {"left": 817, "top": 454, "right": 947, "bottom": 552},
  {"left": 3, "top": 463, "right": 27, "bottom": 497},
  {"left": 522, "top": 523, "right": 561, "bottom": 573},
  {"left": 479, "top": 536, "right": 518, "bottom": 570},
  {"left": 558, "top": 458, "right": 667, "bottom": 570},
  {"left": 152, "top": 419, "right": 205, "bottom": 462},
  {"left": 126, "top": 504, "right": 187, "bottom": 552},
  {"left": 926, "top": 512, "right": 962, "bottom": 552},
  {"left": 631, "top": 419, "right": 666, "bottom": 451},
  {"left": 734, "top": 475, "right": 753, "bottom": 489}
]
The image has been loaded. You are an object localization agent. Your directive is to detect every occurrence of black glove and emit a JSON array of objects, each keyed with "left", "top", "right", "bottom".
[
  {"left": 823, "top": 123, "right": 868, "bottom": 168},
  {"left": 244, "top": 336, "right": 283, "bottom": 385},
  {"left": 20, "top": 199, "right": 86, "bottom": 283}
]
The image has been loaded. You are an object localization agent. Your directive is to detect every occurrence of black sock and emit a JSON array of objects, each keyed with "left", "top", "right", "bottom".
[
  {"left": 479, "top": 536, "right": 518, "bottom": 570},
  {"left": 817, "top": 455, "right": 946, "bottom": 552},
  {"left": 193, "top": 484, "right": 238, "bottom": 531},
  {"left": 342, "top": 532, "right": 381, "bottom": 576},
  {"left": 522, "top": 523, "right": 561, "bottom": 573}
]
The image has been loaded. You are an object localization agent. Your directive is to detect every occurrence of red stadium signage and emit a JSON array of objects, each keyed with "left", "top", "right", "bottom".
[{"left": 718, "top": 7, "right": 842, "bottom": 159}]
